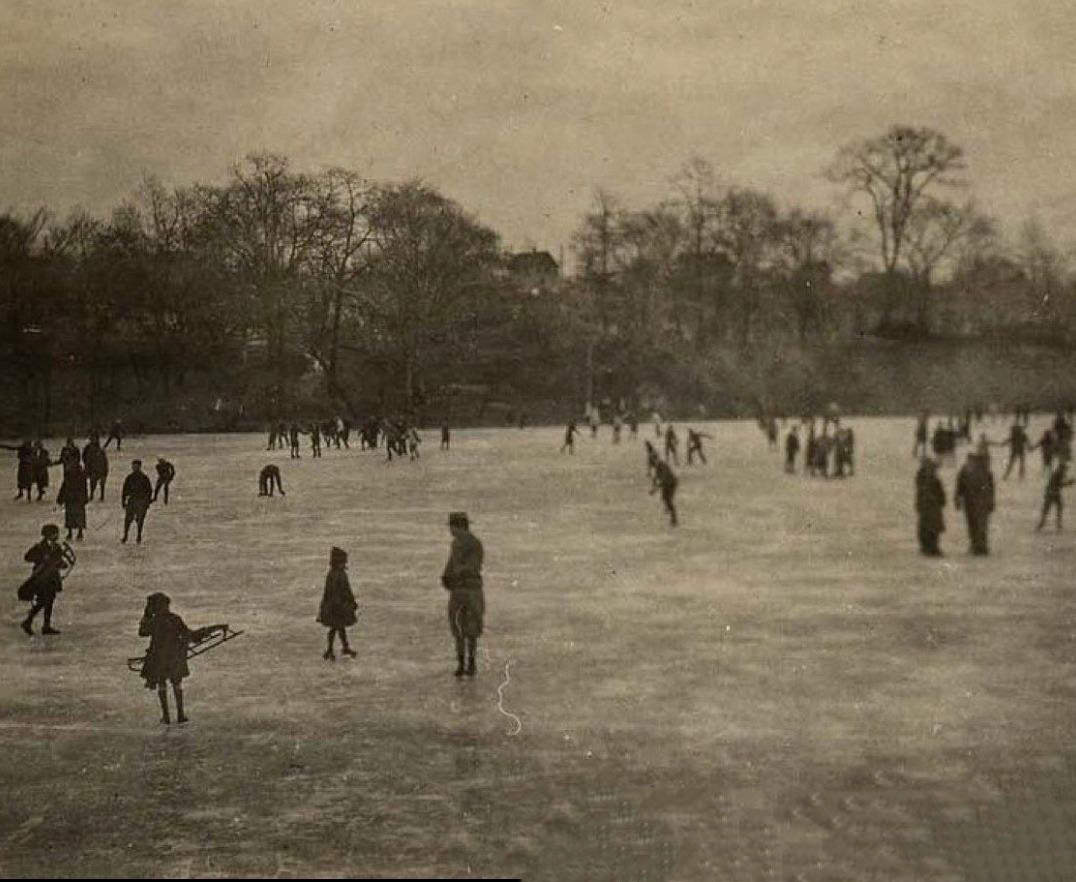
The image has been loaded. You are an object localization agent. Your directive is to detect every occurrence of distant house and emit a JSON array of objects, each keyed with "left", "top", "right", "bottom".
[{"left": 507, "top": 250, "right": 560, "bottom": 293}]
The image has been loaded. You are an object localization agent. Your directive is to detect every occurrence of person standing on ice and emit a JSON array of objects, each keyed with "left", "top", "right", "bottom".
[
  {"left": 1000, "top": 419, "right": 1029, "bottom": 480},
  {"left": 785, "top": 425, "right": 800, "bottom": 474},
  {"left": 954, "top": 446, "right": 995, "bottom": 555},
  {"left": 441, "top": 512, "right": 485, "bottom": 677},
  {"left": 560, "top": 419, "right": 580, "bottom": 455},
  {"left": 685, "top": 429, "right": 711, "bottom": 465},
  {"left": 650, "top": 458, "right": 679, "bottom": 526},
  {"left": 83, "top": 435, "right": 109, "bottom": 501},
  {"left": 915, "top": 457, "right": 946, "bottom": 556},
  {"left": 318, "top": 547, "right": 358, "bottom": 660},
  {"left": 288, "top": 422, "right": 304, "bottom": 459},
  {"left": 138, "top": 592, "right": 226, "bottom": 724},
  {"left": 1029, "top": 427, "right": 1057, "bottom": 474},
  {"left": 664, "top": 424, "right": 680, "bottom": 466},
  {"left": 121, "top": 459, "right": 154, "bottom": 544},
  {"left": 1036, "top": 460, "right": 1075, "bottom": 532}
]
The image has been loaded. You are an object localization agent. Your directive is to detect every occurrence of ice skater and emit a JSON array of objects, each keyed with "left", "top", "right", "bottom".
[
  {"left": 317, "top": 546, "right": 358, "bottom": 660},
  {"left": 57, "top": 461, "right": 88, "bottom": 541},
  {"left": 31, "top": 440, "right": 52, "bottom": 500},
  {"left": 289, "top": 423, "right": 304, "bottom": 459},
  {"left": 650, "top": 458, "right": 679, "bottom": 526},
  {"left": 785, "top": 426, "right": 800, "bottom": 474},
  {"left": 1001, "top": 420, "right": 1029, "bottom": 480},
  {"left": 1030, "top": 427, "right": 1057, "bottom": 473},
  {"left": 664, "top": 425, "right": 680, "bottom": 466},
  {"left": 153, "top": 458, "right": 175, "bottom": 504},
  {"left": 137, "top": 592, "right": 226, "bottom": 724},
  {"left": 915, "top": 457, "right": 946, "bottom": 556},
  {"left": 0, "top": 439, "right": 34, "bottom": 502},
  {"left": 1036, "top": 460, "right": 1074, "bottom": 532},
  {"left": 644, "top": 440, "right": 660, "bottom": 477},
  {"left": 121, "top": 460, "right": 154, "bottom": 544},
  {"left": 954, "top": 447, "right": 995, "bottom": 555},
  {"left": 83, "top": 435, "right": 109, "bottom": 501},
  {"left": 561, "top": 420, "right": 580, "bottom": 455},
  {"left": 441, "top": 511, "right": 485, "bottom": 677},
  {"left": 685, "top": 429, "right": 711, "bottom": 465},
  {"left": 19, "top": 524, "right": 70, "bottom": 635},
  {"left": 258, "top": 464, "right": 285, "bottom": 496},
  {"left": 103, "top": 419, "right": 124, "bottom": 450}
]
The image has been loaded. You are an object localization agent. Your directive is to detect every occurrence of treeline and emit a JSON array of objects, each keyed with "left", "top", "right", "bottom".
[
  {"left": 1, "top": 126, "right": 1074, "bottom": 433},
  {"left": 567, "top": 127, "right": 1076, "bottom": 413}
]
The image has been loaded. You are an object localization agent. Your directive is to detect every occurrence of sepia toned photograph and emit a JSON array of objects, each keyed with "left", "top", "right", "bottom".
[{"left": 2, "top": 1, "right": 1075, "bottom": 879}]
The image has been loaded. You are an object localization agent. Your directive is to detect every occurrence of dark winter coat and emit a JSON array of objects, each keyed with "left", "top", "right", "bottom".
[
  {"left": 23, "top": 540, "right": 67, "bottom": 599},
  {"left": 317, "top": 567, "right": 358, "bottom": 628},
  {"left": 15, "top": 442, "right": 33, "bottom": 489},
  {"left": 83, "top": 442, "right": 109, "bottom": 478},
  {"left": 915, "top": 464, "right": 946, "bottom": 533},
  {"left": 138, "top": 611, "right": 193, "bottom": 688},
  {"left": 32, "top": 447, "right": 51, "bottom": 487},
  {"left": 955, "top": 455, "right": 995, "bottom": 519},
  {"left": 58, "top": 465, "right": 89, "bottom": 529},
  {"left": 442, "top": 530, "right": 485, "bottom": 639},
  {"left": 121, "top": 472, "right": 154, "bottom": 511}
]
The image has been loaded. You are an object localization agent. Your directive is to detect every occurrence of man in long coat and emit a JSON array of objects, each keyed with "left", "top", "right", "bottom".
[
  {"left": 915, "top": 457, "right": 946, "bottom": 556},
  {"left": 442, "top": 512, "right": 485, "bottom": 677},
  {"left": 955, "top": 449, "right": 996, "bottom": 555}
]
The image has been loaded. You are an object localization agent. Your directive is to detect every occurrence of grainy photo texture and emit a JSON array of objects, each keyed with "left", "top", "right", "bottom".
[{"left": 2, "top": 2, "right": 1076, "bottom": 879}]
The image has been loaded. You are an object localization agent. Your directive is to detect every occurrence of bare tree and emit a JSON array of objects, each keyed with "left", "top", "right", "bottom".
[
  {"left": 571, "top": 188, "right": 624, "bottom": 335},
  {"left": 827, "top": 125, "right": 965, "bottom": 324},
  {"left": 775, "top": 208, "right": 842, "bottom": 341},
  {"left": 903, "top": 199, "right": 994, "bottom": 332},
  {"left": 363, "top": 180, "right": 500, "bottom": 412},
  {"left": 299, "top": 168, "right": 376, "bottom": 415},
  {"left": 715, "top": 188, "right": 781, "bottom": 346},
  {"left": 670, "top": 157, "right": 722, "bottom": 344},
  {"left": 198, "top": 153, "right": 324, "bottom": 407}
]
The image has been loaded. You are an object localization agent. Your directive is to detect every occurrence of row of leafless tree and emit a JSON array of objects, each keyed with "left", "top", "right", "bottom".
[
  {"left": 0, "top": 154, "right": 503, "bottom": 422},
  {"left": 569, "top": 126, "right": 1076, "bottom": 347}
]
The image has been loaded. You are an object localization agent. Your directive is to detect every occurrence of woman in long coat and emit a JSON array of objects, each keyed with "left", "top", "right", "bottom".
[
  {"left": 317, "top": 547, "right": 357, "bottom": 660},
  {"left": 57, "top": 462, "right": 89, "bottom": 541},
  {"left": 915, "top": 457, "right": 946, "bottom": 556}
]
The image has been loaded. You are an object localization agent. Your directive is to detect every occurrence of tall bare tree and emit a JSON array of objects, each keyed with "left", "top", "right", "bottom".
[
  {"left": 363, "top": 180, "right": 500, "bottom": 412},
  {"left": 775, "top": 208, "right": 841, "bottom": 341},
  {"left": 198, "top": 153, "right": 323, "bottom": 407},
  {"left": 828, "top": 125, "right": 965, "bottom": 325}
]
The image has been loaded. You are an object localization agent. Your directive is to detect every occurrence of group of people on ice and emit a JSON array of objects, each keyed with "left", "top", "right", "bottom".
[{"left": 915, "top": 408, "right": 1075, "bottom": 557}]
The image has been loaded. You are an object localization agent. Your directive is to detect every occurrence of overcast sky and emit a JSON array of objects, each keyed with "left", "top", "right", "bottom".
[{"left": 4, "top": 0, "right": 1076, "bottom": 261}]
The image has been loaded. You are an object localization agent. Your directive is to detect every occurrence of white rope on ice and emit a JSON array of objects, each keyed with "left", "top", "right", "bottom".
[{"left": 496, "top": 658, "right": 522, "bottom": 736}]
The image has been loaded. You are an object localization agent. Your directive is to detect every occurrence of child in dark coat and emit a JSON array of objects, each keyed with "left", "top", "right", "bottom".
[
  {"left": 138, "top": 593, "right": 223, "bottom": 724},
  {"left": 318, "top": 546, "right": 357, "bottom": 660}
]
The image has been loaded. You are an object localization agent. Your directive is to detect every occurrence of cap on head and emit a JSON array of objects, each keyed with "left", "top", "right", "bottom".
[
  {"left": 132, "top": 459, "right": 142, "bottom": 467},
  {"left": 41, "top": 523, "right": 59, "bottom": 538},
  {"left": 448, "top": 511, "right": 469, "bottom": 529},
  {"left": 146, "top": 592, "right": 171, "bottom": 611},
  {"left": 330, "top": 546, "right": 347, "bottom": 565}
]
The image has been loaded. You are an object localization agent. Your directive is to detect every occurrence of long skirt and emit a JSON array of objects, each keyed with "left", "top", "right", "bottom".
[{"left": 64, "top": 503, "right": 87, "bottom": 530}]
